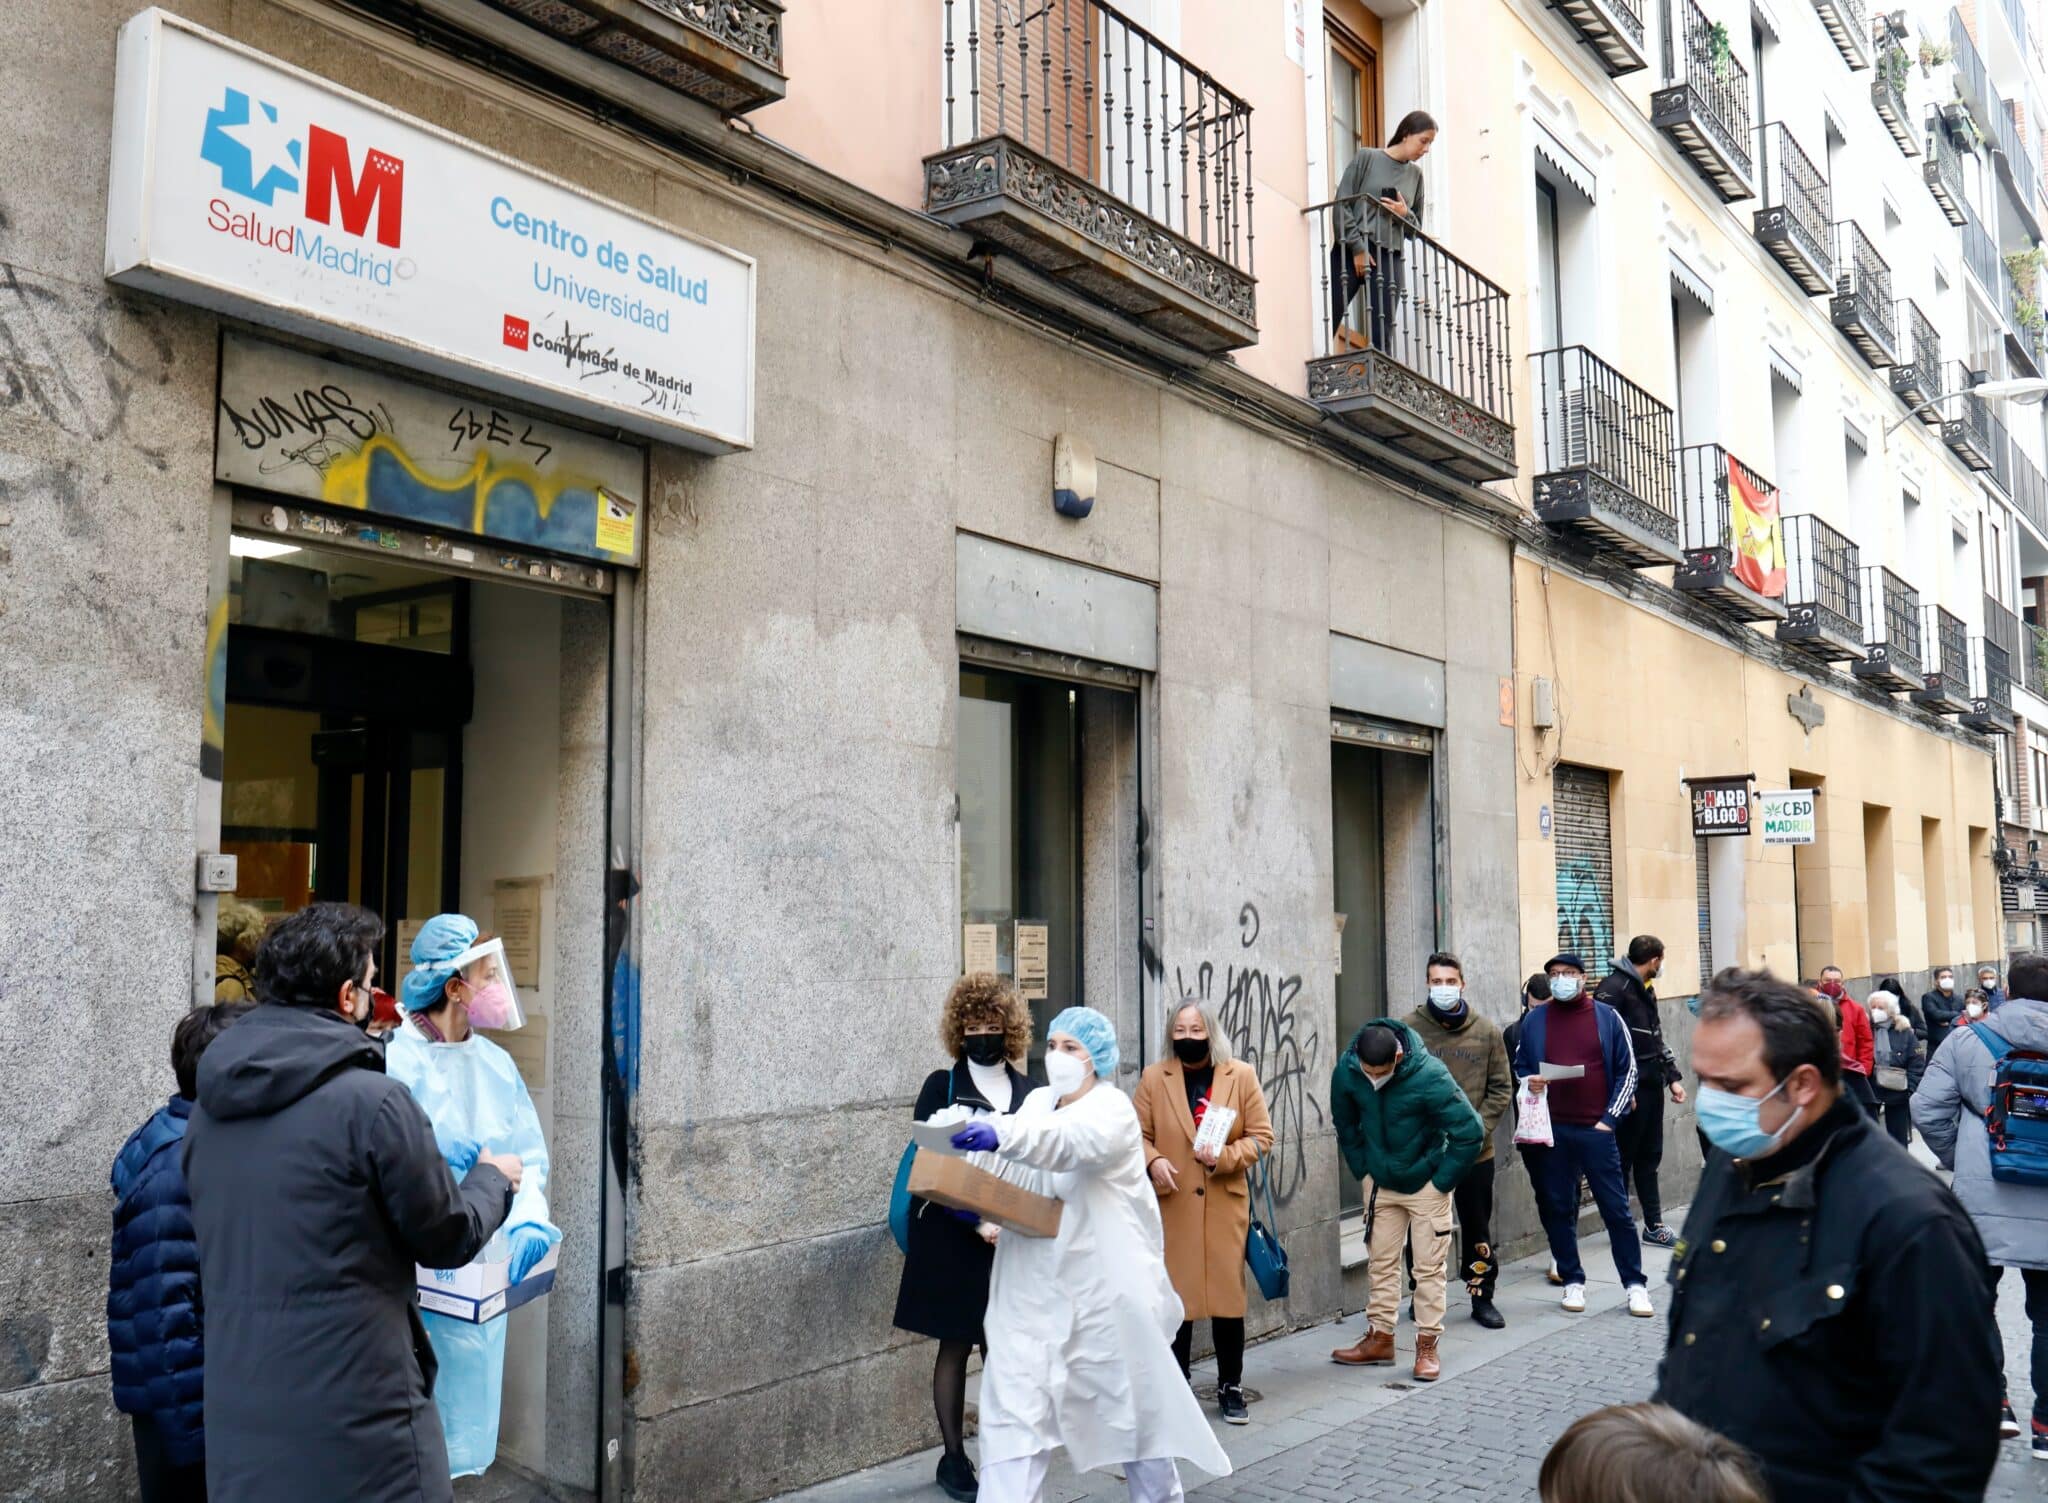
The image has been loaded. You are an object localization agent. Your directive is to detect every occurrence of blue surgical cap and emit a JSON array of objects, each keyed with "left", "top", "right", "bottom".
[
  {"left": 1047, "top": 1005, "right": 1119, "bottom": 1080},
  {"left": 399, "top": 912, "right": 479, "bottom": 1014}
]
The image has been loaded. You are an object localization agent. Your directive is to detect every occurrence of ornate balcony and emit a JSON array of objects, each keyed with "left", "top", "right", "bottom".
[
  {"left": 1852, "top": 566, "right": 1922, "bottom": 691},
  {"left": 1943, "top": 364, "right": 1998, "bottom": 470},
  {"left": 925, "top": 0, "right": 1257, "bottom": 352},
  {"left": 1306, "top": 210, "right": 1514, "bottom": 481},
  {"left": 1551, "top": 0, "right": 1650, "bottom": 74},
  {"left": 1776, "top": 515, "right": 1866, "bottom": 661},
  {"left": 1911, "top": 605, "right": 1972, "bottom": 713},
  {"left": 1831, "top": 221, "right": 1898, "bottom": 367},
  {"left": 1811, "top": 0, "right": 1871, "bottom": 69},
  {"left": 1529, "top": 346, "right": 1681, "bottom": 566},
  {"left": 487, "top": 0, "right": 785, "bottom": 113},
  {"left": 1870, "top": 31, "right": 1918, "bottom": 156},
  {"left": 1923, "top": 112, "right": 1969, "bottom": 225},
  {"left": 1753, "top": 125, "right": 1835, "bottom": 295},
  {"left": 1651, "top": 0, "right": 1756, "bottom": 201},
  {"left": 1890, "top": 301, "right": 1941, "bottom": 413},
  {"left": 1965, "top": 636, "right": 2016, "bottom": 733},
  {"left": 1674, "top": 444, "right": 1788, "bottom": 621}
]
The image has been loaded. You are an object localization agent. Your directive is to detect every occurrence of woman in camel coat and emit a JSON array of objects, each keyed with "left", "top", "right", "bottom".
[{"left": 1133, "top": 1001, "right": 1274, "bottom": 1426}]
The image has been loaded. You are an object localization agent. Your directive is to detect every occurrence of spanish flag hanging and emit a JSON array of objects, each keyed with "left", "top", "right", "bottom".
[{"left": 1729, "top": 455, "right": 1785, "bottom": 598}]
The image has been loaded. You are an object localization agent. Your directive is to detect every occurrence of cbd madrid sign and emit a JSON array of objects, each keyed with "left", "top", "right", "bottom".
[{"left": 105, "top": 9, "right": 754, "bottom": 451}]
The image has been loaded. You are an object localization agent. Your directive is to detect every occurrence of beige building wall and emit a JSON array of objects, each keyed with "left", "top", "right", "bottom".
[{"left": 1513, "top": 559, "right": 2000, "bottom": 994}]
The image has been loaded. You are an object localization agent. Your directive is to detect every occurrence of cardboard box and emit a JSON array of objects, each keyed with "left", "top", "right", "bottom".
[
  {"left": 908, "top": 1149, "right": 1063, "bottom": 1238},
  {"left": 416, "top": 1245, "right": 559, "bottom": 1323}
]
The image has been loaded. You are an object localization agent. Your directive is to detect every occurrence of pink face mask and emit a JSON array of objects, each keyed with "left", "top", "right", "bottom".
[{"left": 464, "top": 981, "right": 516, "bottom": 1030}]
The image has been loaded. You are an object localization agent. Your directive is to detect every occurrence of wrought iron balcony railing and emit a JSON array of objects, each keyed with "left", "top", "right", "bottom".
[
  {"left": 1892, "top": 300, "right": 1941, "bottom": 411},
  {"left": 488, "top": 0, "right": 786, "bottom": 112},
  {"left": 1943, "top": 360, "right": 1998, "bottom": 470},
  {"left": 1871, "top": 38, "right": 1918, "bottom": 156},
  {"left": 1913, "top": 604, "right": 1973, "bottom": 712},
  {"left": 2011, "top": 442, "right": 2048, "bottom": 538},
  {"left": 1675, "top": 443, "right": 1788, "bottom": 620},
  {"left": 1813, "top": 0, "right": 1872, "bottom": 69},
  {"left": 926, "top": 0, "right": 1257, "bottom": 351},
  {"left": 1551, "top": 0, "right": 1651, "bottom": 75},
  {"left": 1853, "top": 565, "right": 1922, "bottom": 691},
  {"left": 1530, "top": 345, "right": 1681, "bottom": 564},
  {"left": 1988, "top": 594, "right": 2025, "bottom": 667},
  {"left": 1652, "top": 0, "right": 1756, "bottom": 199},
  {"left": 1967, "top": 636, "right": 2016, "bottom": 731},
  {"left": 1831, "top": 221, "right": 1897, "bottom": 366},
  {"left": 1963, "top": 201, "right": 2003, "bottom": 294},
  {"left": 1989, "top": 409, "right": 2014, "bottom": 496},
  {"left": 1778, "top": 514, "right": 1864, "bottom": 660},
  {"left": 1753, "top": 124, "right": 1835, "bottom": 294},
  {"left": 1306, "top": 202, "right": 1515, "bottom": 481},
  {"left": 1924, "top": 112, "right": 1969, "bottom": 225}
]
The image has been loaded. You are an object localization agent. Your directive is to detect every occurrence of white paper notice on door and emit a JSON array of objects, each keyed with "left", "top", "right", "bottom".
[
  {"left": 493, "top": 877, "right": 544, "bottom": 988},
  {"left": 1014, "top": 922, "right": 1049, "bottom": 1000},
  {"left": 963, "top": 924, "right": 999, "bottom": 976}
]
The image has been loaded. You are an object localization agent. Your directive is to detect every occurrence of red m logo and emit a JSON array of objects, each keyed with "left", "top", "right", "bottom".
[{"left": 303, "top": 125, "right": 404, "bottom": 248}]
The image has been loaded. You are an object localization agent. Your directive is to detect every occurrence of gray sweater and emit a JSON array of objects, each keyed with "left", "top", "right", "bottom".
[{"left": 1335, "top": 147, "right": 1425, "bottom": 255}]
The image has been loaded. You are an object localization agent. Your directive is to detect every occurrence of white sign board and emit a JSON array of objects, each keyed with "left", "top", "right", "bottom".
[
  {"left": 107, "top": 9, "right": 754, "bottom": 451},
  {"left": 1757, "top": 790, "right": 1818, "bottom": 846}
]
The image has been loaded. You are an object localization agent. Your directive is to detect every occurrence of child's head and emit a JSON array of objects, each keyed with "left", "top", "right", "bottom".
[
  {"left": 173, "top": 1001, "right": 256, "bottom": 1100},
  {"left": 1539, "top": 1403, "right": 1767, "bottom": 1503}
]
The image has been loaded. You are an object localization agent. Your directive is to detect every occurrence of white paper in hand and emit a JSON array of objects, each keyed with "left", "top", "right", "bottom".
[
  {"left": 911, "top": 1106, "right": 976, "bottom": 1157},
  {"left": 1537, "top": 1062, "right": 1587, "bottom": 1081},
  {"left": 1191, "top": 1104, "right": 1238, "bottom": 1160}
]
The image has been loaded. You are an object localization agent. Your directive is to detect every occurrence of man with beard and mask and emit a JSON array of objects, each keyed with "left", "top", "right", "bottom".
[
  {"left": 1659, "top": 968, "right": 1999, "bottom": 1500},
  {"left": 1594, "top": 937, "right": 1688, "bottom": 1248},
  {"left": 184, "top": 903, "right": 523, "bottom": 1503},
  {"left": 1328, "top": 1015, "right": 1484, "bottom": 1381},
  {"left": 1921, "top": 966, "right": 1962, "bottom": 1053},
  {"left": 1402, "top": 952, "right": 1514, "bottom": 1328}
]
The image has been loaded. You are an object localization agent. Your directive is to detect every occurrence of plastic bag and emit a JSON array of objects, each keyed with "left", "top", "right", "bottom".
[{"left": 1513, "top": 1080, "right": 1554, "bottom": 1147}]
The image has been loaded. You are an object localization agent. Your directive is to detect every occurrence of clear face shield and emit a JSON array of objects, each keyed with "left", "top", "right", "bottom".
[{"left": 446, "top": 937, "right": 525, "bottom": 1032}]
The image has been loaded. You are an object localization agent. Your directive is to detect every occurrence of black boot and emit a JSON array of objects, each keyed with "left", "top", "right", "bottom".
[
  {"left": 936, "top": 1450, "right": 978, "bottom": 1502},
  {"left": 1469, "top": 1295, "right": 1505, "bottom": 1329}
]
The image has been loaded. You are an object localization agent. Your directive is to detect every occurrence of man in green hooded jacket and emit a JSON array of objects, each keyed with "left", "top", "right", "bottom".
[{"left": 1328, "top": 1017, "right": 1485, "bottom": 1382}]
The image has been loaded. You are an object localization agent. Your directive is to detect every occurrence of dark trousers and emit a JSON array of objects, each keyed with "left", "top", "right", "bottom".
[
  {"left": 1172, "top": 1316, "right": 1245, "bottom": 1387},
  {"left": 1877, "top": 1094, "right": 1914, "bottom": 1148},
  {"left": 1993, "top": 1266, "right": 2048, "bottom": 1424},
  {"left": 1329, "top": 243, "right": 1404, "bottom": 353},
  {"left": 1534, "top": 1121, "right": 1645, "bottom": 1289},
  {"left": 132, "top": 1416, "right": 206, "bottom": 1503},
  {"left": 1614, "top": 1088, "right": 1667, "bottom": 1228},
  {"left": 1455, "top": 1157, "right": 1498, "bottom": 1300}
]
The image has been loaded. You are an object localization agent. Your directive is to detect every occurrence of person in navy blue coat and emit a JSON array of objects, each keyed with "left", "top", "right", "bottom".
[{"left": 108, "top": 1000, "right": 255, "bottom": 1502}]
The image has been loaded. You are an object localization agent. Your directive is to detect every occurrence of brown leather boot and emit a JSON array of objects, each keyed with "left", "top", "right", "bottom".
[
  {"left": 1414, "top": 1332, "right": 1441, "bottom": 1382},
  {"left": 1331, "top": 1328, "right": 1395, "bottom": 1366}
]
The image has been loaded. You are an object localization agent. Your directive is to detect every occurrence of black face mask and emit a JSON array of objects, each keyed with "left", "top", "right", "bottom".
[
  {"left": 1172, "top": 1037, "right": 1211, "bottom": 1067},
  {"left": 963, "top": 1033, "right": 1008, "bottom": 1066}
]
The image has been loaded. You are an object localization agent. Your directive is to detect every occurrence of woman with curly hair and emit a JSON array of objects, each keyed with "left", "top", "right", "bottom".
[{"left": 894, "top": 973, "right": 1035, "bottom": 1502}]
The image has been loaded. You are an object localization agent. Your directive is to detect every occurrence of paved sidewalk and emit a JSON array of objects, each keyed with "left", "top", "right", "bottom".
[{"left": 774, "top": 1217, "right": 2046, "bottom": 1503}]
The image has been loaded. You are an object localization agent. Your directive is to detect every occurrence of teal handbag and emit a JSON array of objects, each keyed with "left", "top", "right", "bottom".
[
  {"left": 1245, "top": 1158, "right": 1290, "bottom": 1301},
  {"left": 890, "top": 1072, "right": 953, "bottom": 1253}
]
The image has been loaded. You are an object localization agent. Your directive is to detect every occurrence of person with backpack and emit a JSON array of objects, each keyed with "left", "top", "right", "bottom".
[
  {"left": 892, "top": 974, "right": 1037, "bottom": 1502},
  {"left": 1914, "top": 951, "right": 2048, "bottom": 1460}
]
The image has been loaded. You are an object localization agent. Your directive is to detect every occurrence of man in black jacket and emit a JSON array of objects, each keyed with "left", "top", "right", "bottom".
[
  {"left": 185, "top": 903, "right": 522, "bottom": 1503},
  {"left": 1656, "top": 968, "right": 2000, "bottom": 1503},
  {"left": 1920, "top": 965, "right": 1962, "bottom": 1053},
  {"left": 1594, "top": 935, "right": 1686, "bottom": 1247}
]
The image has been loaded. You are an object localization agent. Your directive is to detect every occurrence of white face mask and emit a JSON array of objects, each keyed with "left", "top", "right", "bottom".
[
  {"left": 1967, "top": 1002, "right": 1987, "bottom": 1018},
  {"left": 1870, "top": 1006, "right": 1890, "bottom": 1025},
  {"left": 1045, "top": 1049, "right": 1090, "bottom": 1096},
  {"left": 1937, "top": 977, "right": 1954, "bottom": 991},
  {"left": 1364, "top": 1066, "right": 1396, "bottom": 1090},
  {"left": 1427, "top": 984, "right": 1463, "bottom": 1009}
]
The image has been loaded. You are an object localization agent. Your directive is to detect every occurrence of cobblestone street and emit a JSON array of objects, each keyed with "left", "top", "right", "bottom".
[{"left": 777, "top": 1218, "right": 2046, "bottom": 1503}]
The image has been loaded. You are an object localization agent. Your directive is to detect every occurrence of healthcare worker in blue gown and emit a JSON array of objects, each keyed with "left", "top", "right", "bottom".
[{"left": 385, "top": 914, "right": 559, "bottom": 1478}]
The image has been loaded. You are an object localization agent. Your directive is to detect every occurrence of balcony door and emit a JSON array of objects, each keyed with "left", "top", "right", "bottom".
[{"left": 1326, "top": 14, "right": 1382, "bottom": 176}]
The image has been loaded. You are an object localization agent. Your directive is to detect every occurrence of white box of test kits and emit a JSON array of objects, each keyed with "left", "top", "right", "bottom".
[{"left": 415, "top": 1246, "right": 559, "bottom": 1323}]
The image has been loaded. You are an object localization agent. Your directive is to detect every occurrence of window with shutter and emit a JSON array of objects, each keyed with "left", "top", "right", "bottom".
[{"left": 1554, "top": 764, "right": 1616, "bottom": 962}]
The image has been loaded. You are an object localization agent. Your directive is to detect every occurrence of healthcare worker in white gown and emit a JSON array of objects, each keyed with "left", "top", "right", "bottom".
[
  {"left": 949, "top": 1005, "right": 1233, "bottom": 1503},
  {"left": 385, "top": 913, "right": 560, "bottom": 1478}
]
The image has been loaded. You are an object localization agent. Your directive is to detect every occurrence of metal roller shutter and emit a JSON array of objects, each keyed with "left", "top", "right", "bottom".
[{"left": 1554, "top": 764, "right": 1615, "bottom": 962}]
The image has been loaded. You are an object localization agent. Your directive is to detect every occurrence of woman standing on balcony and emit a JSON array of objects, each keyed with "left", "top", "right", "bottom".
[{"left": 1331, "top": 109, "right": 1437, "bottom": 355}]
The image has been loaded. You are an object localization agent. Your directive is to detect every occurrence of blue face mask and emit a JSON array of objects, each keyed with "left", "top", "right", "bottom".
[
  {"left": 1549, "top": 975, "right": 1583, "bottom": 1001},
  {"left": 1695, "top": 1077, "right": 1797, "bottom": 1159}
]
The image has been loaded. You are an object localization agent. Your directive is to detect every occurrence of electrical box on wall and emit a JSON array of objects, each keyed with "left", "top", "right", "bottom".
[
  {"left": 1053, "top": 433, "right": 1097, "bottom": 519},
  {"left": 1531, "top": 677, "right": 1556, "bottom": 730},
  {"left": 196, "top": 854, "right": 239, "bottom": 893}
]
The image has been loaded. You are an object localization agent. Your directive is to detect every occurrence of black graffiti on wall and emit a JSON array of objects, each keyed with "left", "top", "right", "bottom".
[{"left": 1173, "top": 904, "right": 1322, "bottom": 1205}]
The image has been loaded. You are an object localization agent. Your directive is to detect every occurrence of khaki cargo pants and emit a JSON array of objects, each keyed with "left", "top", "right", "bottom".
[{"left": 1365, "top": 1181, "right": 1452, "bottom": 1337}]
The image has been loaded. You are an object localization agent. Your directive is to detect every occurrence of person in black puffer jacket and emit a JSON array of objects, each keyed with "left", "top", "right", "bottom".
[{"left": 108, "top": 1001, "right": 255, "bottom": 1502}]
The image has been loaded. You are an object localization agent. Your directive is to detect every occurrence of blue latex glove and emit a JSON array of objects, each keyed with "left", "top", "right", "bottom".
[
  {"left": 945, "top": 1207, "right": 981, "bottom": 1225},
  {"left": 507, "top": 1226, "right": 552, "bottom": 1283},
  {"left": 442, "top": 1136, "right": 481, "bottom": 1176},
  {"left": 950, "top": 1122, "right": 1000, "bottom": 1153}
]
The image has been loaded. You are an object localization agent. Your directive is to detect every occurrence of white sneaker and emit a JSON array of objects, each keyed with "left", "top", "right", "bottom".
[
  {"left": 1545, "top": 1261, "right": 1564, "bottom": 1287},
  {"left": 1561, "top": 1282, "right": 1587, "bottom": 1313},
  {"left": 1627, "top": 1285, "right": 1655, "bottom": 1318}
]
